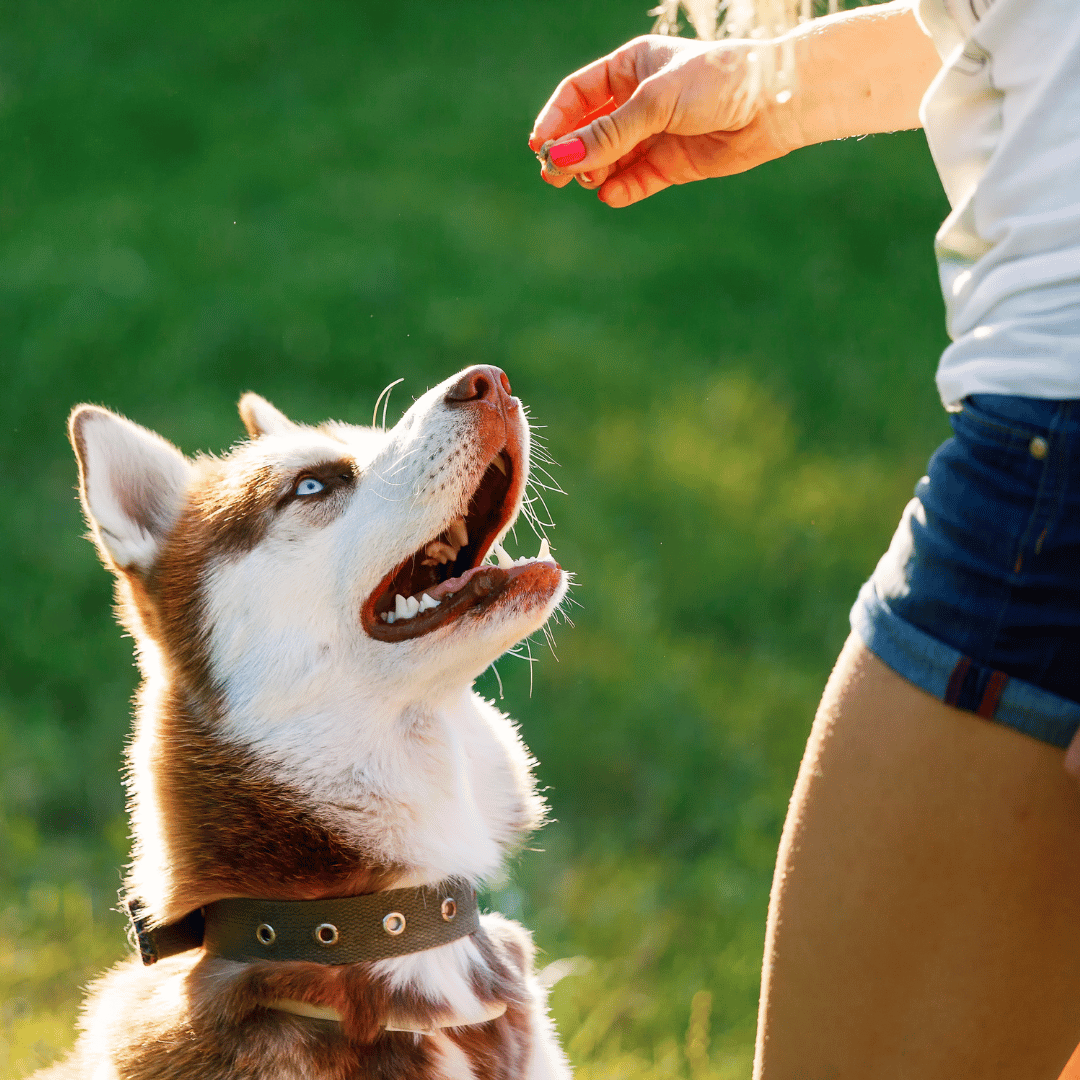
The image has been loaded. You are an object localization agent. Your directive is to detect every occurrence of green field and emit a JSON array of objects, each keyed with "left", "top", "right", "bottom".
[{"left": 0, "top": 0, "right": 952, "bottom": 1075}]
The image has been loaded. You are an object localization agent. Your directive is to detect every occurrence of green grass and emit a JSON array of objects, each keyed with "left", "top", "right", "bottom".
[{"left": 0, "top": 0, "right": 951, "bottom": 1074}]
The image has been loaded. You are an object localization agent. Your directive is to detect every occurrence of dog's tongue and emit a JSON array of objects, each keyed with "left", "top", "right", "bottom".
[{"left": 425, "top": 564, "right": 491, "bottom": 601}]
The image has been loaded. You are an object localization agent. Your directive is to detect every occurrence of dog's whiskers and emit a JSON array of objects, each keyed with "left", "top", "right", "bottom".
[
  {"left": 372, "top": 377, "right": 405, "bottom": 431},
  {"left": 61, "top": 367, "right": 573, "bottom": 1078}
]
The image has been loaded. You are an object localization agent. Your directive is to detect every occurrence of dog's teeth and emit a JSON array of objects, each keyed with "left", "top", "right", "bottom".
[
  {"left": 405, "top": 595, "right": 420, "bottom": 617},
  {"left": 494, "top": 544, "right": 514, "bottom": 570},
  {"left": 418, "top": 593, "right": 440, "bottom": 612},
  {"left": 492, "top": 453, "right": 507, "bottom": 476},
  {"left": 386, "top": 612, "right": 397, "bottom": 624},
  {"left": 448, "top": 518, "right": 469, "bottom": 549},
  {"left": 425, "top": 541, "right": 455, "bottom": 564},
  {"left": 394, "top": 594, "right": 410, "bottom": 619},
  {"left": 537, "top": 537, "right": 551, "bottom": 562}
]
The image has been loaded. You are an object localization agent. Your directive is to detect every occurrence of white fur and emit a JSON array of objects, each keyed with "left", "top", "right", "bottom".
[
  {"left": 203, "top": 375, "right": 560, "bottom": 885},
  {"left": 431, "top": 1036, "right": 477, "bottom": 1080},
  {"left": 125, "top": 662, "right": 180, "bottom": 929},
  {"left": 238, "top": 391, "right": 299, "bottom": 438},
  {"left": 525, "top": 975, "right": 572, "bottom": 1080},
  {"left": 195, "top": 376, "right": 567, "bottom": 1060},
  {"left": 73, "top": 369, "right": 573, "bottom": 1079},
  {"left": 373, "top": 933, "right": 495, "bottom": 1027},
  {"left": 72, "top": 406, "right": 192, "bottom": 571}
]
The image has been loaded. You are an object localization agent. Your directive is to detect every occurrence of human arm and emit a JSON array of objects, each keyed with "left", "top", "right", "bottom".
[{"left": 529, "top": 0, "right": 942, "bottom": 207}]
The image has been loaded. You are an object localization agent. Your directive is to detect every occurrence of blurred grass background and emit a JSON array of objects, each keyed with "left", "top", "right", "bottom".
[{"left": 0, "top": 0, "right": 951, "bottom": 1075}]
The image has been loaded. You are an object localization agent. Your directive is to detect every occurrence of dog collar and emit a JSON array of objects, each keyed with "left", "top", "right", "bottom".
[{"left": 126, "top": 880, "right": 479, "bottom": 967}]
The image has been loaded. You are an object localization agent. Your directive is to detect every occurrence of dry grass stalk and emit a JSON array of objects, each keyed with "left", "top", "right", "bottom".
[
  {"left": 649, "top": 0, "right": 842, "bottom": 40},
  {"left": 647, "top": 0, "right": 847, "bottom": 102}
]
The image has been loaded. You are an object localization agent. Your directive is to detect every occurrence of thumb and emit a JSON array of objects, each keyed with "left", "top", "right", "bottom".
[{"left": 543, "top": 79, "right": 670, "bottom": 176}]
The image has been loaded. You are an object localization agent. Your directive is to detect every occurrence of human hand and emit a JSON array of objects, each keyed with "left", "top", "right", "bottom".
[{"left": 529, "top": 34, "right": 803, "bottom": 208}]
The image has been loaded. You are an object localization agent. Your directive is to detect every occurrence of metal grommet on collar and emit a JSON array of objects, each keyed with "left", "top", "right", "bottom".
[
  {"left": 1030, "top": 436, "right": 1049, "bottom": 460},
  {"left": 200, "top": 881, "right": 479, "bottom": 965},
  {"left": 314, "top": 923, "right": 339, "bottom": 947},
  {"left": 256, "top": 923, "right": 276, "bottom": 946}
]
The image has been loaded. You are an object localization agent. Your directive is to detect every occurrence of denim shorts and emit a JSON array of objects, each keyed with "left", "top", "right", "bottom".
[{"left": 851, "top": 394, "right": 1080, "bottom": 748}]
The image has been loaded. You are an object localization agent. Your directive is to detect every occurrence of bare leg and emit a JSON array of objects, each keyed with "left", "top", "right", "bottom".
[
  {"left": 1060, "top": 1042, "right": 1080, "bottom": 1080},
  {"left": 755, "top": 634, "right": 1080, "bottom": 1080}
]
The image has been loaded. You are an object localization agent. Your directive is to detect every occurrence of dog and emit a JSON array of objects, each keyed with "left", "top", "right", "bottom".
[{"left": 42, "top": 365, "right": 573, "bottom": 1079}]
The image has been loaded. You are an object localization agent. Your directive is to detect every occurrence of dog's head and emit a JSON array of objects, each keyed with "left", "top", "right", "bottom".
[{"left": 70, "top": 367, "right": 569, "bottom": 731}]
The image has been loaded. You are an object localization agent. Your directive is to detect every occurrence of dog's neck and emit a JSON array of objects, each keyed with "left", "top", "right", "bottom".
[{"left": 124, "top": 670, "right": 545, "bottom": 928}]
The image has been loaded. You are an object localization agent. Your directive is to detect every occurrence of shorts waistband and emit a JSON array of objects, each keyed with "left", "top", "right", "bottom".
[{"left": 965, "top": 393, "right": 1075, "bottom": 430}]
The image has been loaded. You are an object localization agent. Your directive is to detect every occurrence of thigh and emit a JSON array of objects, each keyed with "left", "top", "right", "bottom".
[{"left": 754, "top": 635, "right": 1080, "bottom": 1080}]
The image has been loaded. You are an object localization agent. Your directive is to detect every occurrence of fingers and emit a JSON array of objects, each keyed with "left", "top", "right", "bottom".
[
  {"left": 536, "top": 96, "right": 621, "bottom": 187},
  {"left": 539, "top": 75, "right": 674, "bottom": 188},
  {"left": 540, "top": 168, "right": 575, "bottom": 189},
  {"left": 540, "top": 159, "right": 613, "bottom": 190},
  {"left": 597, "top": 155, "right": 674, "bottom": 208},
  {"left": 530, "top": 38, "right": 652, "bottom": 152},
  {"left": 575, "top": 162, "right": 617, "bottom": 190}
]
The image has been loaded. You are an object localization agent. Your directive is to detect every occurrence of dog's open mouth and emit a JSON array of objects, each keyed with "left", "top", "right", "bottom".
[{"left": 361, "top": 445, "right": 560, "bottom": 642}]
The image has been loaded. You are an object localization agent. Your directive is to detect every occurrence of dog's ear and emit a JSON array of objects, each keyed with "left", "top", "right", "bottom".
[
  {"left": 69, "top": 405, "right": 192, "bottom": 574},
  {"left": 238, "top": 393, "right": 297, "bottom": 438}
]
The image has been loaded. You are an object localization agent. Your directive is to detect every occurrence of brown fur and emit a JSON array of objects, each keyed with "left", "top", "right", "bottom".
[
  {"left": 35, "top": 920, "right": 535, "bottom": 1079},
  {"left": 40, "top": 917, "right": 535, "bottom": 1080},
  {"left": 446, "top": 919, "right": 537, "bottom": 1078},
  {"left": 112, "top": 450, "right": 384, "bottom": 925},
  {"left": 142, "top": 688, "right": 400, "bottom": 918},
  {"left": 50, "top": 393, "right": 558, "bottom": 1079}
]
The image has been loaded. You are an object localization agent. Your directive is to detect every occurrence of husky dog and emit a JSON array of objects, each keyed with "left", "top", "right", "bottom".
[{"left": 45, "top": 366, "right": 572, "bottom": 1079}]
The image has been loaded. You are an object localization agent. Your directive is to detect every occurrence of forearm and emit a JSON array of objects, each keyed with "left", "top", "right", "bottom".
[{"left": 782, "top": 1, "right": 941, "bottom": 147}]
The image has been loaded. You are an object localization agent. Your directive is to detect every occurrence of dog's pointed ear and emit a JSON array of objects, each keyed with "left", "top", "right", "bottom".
[
  {"left": 238, "top": 393, "right": 297, "bottom": 438},
  {"left": 69, "top": 405, "right": 192, "bottom": 574}
]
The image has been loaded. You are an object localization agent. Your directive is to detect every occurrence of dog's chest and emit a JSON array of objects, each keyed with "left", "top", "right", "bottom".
[{"left": 272, "top": 696, "right": 531, "bottom": 882}]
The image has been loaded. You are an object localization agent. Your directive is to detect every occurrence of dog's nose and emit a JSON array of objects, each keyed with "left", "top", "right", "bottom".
[{"left": 444, "top": 366, "right": 512, "bottom": 406}]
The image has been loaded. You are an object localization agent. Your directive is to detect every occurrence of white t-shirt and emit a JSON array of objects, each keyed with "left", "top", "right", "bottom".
[{"left": 915, "top": 0, "right": 1080, "bottom": 405}]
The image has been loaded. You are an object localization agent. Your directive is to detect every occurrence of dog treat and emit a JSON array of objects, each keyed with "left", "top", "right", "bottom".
[{"left": 537, "top": 138, "right": 569, "bottom": 176}]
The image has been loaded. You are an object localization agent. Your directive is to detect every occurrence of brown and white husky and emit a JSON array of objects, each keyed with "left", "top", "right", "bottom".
[{"left": 44, "top": 366, "right": 573, "bottom": 1079}]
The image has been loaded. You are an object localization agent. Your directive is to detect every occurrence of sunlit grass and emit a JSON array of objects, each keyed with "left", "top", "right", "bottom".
[
  {"left": 0, "top": 0, "right": 950, "bottom": 1074},
  {"left": 0, "top": 376, "right": 934, "bottom": 1078},
  {"left": 0, "top": 881, "right": 127, "bottom": 1078}
]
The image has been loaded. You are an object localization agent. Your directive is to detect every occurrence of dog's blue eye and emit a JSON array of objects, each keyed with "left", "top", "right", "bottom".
[{"left": 295, "top": 477, "right": 325, "bottom": 496}]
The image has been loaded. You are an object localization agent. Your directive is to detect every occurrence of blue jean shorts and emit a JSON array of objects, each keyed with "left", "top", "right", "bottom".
[{"left": 851, "top": 394, "right": 1080, "bottom": 748}]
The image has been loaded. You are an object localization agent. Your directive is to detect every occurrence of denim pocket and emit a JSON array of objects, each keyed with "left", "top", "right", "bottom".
[
  {"left": 869, "top": 394, "right": 1080, "bottom": 709},
  {"left": 949, "top": 395, "right": 1058, "bottom": 488}
]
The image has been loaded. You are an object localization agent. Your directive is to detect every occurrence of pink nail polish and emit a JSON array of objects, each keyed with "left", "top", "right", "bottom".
[{"left": 548, "top": 138, "right": 586, "bottom": 169}]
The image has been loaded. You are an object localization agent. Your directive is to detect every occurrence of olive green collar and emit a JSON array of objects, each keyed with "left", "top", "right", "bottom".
[{"left": 126, "top": 880, "right": 478, "bottom": 967}]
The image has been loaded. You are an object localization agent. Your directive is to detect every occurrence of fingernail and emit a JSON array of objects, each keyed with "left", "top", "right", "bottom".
[{"left": 548, "top": 138, "right": 586, "bottom": 169}]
